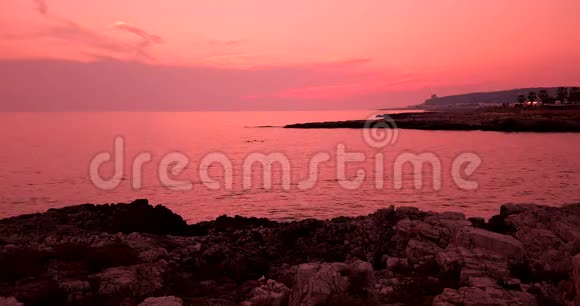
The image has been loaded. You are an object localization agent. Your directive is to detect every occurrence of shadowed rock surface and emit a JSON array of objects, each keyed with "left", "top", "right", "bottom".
[{"left": 0, "top": 200, "right": 579, "bottom": 305}]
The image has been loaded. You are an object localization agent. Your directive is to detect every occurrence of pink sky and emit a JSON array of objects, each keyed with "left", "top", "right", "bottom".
[{"left": 1, "top": 0, "right": 580, "bottom": 110}]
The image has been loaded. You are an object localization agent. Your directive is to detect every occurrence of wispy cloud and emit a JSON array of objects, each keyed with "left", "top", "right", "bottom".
[
  {"left": 19, "top": 21, "right": 127, "bottom": 54},
  {"left": 111, "top": 21, "right": 163, "bottom": 59},
  {"left": 17, "top": 0, "right": 162, "bottom": 60}
]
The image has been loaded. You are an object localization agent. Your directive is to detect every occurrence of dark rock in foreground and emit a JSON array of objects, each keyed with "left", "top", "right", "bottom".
[
  {"left": 0, "top": 200, "right": 579, "bottom": 305},
  {"left": 0, "top": 199, "right": 189, "bottom": 240}
]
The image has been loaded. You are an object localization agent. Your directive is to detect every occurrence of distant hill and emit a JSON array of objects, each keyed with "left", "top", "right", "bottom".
[{"left": 420, "top": 87, "right": 564, "bottom": 108}]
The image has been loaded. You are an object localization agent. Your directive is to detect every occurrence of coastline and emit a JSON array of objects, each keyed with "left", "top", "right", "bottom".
[
  {"left": 284, "top": 109, "right": 580, "bottom": 133},
  {"left": 1, "top": 199, "right": 579, "bottom": 305}
]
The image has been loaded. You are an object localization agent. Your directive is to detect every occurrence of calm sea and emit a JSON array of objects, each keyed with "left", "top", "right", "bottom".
[{"left": 1, "top": 110, "right": 579, "bottom": 222}]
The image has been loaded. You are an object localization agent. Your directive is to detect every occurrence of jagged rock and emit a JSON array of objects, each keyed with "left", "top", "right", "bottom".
[
  {"left": 527, "top": 282, "right": 565, "bottom": 305},
  {"left": 139, "top": 248, "right": 169, "bottom": 263},
  {"left": 0, "top": 201, "right": 579, "bottom": 305},
  {"left": 288, "top": 262, "right": 350, "bottom": 306},
  {"left": 467, "top": 276, "right": 498, "bottom": 288},
  {"left": 289, "top": 262, "right": 349, "bottom": 306},
  {"left": 92, "top": 262, "right": 167, "bottom": 301},
  {"left": 501, "top": 278, "right": 522, "bottom": 290},
  {"left": 394, "top": 219, "right": 449, "bottom": 243},
  {"left": 437, "top": 245, "right": 512, "bottom": 285},
  {"left": 573, "top": 254, "right": 580, "bottom": 305},
  {"left": 385, "top": 256, "right": 409, "bottom": 272},
  {"left": 288, "top": 260, "right": 374, "bottom": 306},
  {"left": 433, "top": 287, "right": 537, "bottom": 305},
  {"left": 139, "top": 296, "right": 183, "bottom": 306},
  {"left": 0, "top": 200, "right": 189, "bottom": 244},
  {"left": 468, "top": 217, "right": 486, "bottom": 228},
  {"left": 191, "top": 215, "right": 278, "bottom": 235},
  {"left": 501, "top": 203, "right": 540, "bottom": 216},
  {"left": 59, "top": 280, "right": 91, "bottom": 292},
  {"left": 202, "top": 244, "right": 231, "bottom": 262},
  {"left": 350, "top": 260, "right": 373, "bottom": 277},
  {"left": 379, "top": 285, "right": 394, "bottom": 296},
  {"left": 455, "top": 228, "right": 525, "bottom": 259},
  {"left": 391, "top": 212, "right": 474, "bottom": 268},
  {"left": 58, "top": 280, "right": 91, "bottom": 303},
  {"left": 189, "top": 298, "right": 236, "bottom": 306},
  {"left": 170, "top": 242, "right": 202, "bottom": 260},
  {"left": 0, "top": 297, "right": 23, "bottom": 306},
  {"left": 438, "top": 212, "right": 466, "bottom": 221},
  {"left": 395, "top": 207, "right": 425, "bottom": 220},
  {"left": 500, "top": 204, "right": 580, "bottom": 271},
  {"left": 404, "top": 239, "right": 440, "bottom": 264},
  {"left": 242, "top": 279, "right": 290, "bottom": 306}
]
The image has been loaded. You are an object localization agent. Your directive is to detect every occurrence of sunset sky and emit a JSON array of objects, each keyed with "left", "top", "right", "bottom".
[{"left": 1, "top": 0, "right": 580, "bottom": 110}]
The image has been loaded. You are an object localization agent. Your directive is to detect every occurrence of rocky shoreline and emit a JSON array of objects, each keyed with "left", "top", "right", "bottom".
[
  {"left": 0, "top": 200, "right": 579, "bottom": 305},
  {"left": 284, "top": 109, "right": 580, "bottom": 133}
]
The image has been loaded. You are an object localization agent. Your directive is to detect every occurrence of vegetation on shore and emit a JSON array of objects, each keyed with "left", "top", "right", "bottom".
[{"left": 516, "top": 87, "right": 580, "bottom": 106}]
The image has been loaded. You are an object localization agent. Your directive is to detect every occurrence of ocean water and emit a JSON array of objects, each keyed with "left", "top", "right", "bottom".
[{"left": 1, "top": 110, "right": 579, "bottom": 223}]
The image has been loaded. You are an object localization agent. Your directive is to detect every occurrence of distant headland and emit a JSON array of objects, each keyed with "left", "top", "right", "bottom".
[{"left": 286, "top": 87, "right": 580, "bottom": 133}]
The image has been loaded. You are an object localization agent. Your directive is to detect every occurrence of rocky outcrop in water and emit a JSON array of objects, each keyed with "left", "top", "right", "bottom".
[
  {"left": 0, "top": 200, "right": 579, "bottom": 305},
  {"left": 284, "top": 110, "right": 580, "bottom": 133}
]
